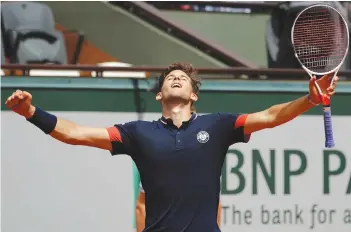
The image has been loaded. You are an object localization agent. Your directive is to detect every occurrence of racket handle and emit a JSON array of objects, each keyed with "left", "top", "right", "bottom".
[{"left": 323, "top": 106, "right": 335, "bottom": 148}]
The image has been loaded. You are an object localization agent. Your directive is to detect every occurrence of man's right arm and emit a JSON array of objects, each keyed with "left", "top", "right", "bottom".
[
  {"left": 5, "top": 90, "right": 114, "bottom": 151},
  {"left": 49, "top": 117, "right": 112, "bottom": 151}
]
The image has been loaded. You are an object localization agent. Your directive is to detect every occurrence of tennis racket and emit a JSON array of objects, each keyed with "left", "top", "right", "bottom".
[{"left": 291, "top": 4, "right": 349, "bottom": 148}]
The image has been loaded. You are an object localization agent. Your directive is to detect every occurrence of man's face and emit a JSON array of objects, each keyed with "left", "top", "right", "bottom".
[{"left": 156, "top": 70, "right": 198, "bottom": 104}]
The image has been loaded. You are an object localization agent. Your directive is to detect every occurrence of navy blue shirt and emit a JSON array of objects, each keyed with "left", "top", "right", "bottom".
[{"left": 109, "top": 113, "right": 250, "bottom": 232}]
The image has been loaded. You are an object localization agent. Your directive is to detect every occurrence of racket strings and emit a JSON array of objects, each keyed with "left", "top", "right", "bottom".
[{"left": 292, "top": 6, "right": 348, "bottom": 73}]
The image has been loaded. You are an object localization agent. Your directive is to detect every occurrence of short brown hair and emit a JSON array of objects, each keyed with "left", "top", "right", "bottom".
[{"left": 158, "top": 62, "right": 201, "bottom": 94}]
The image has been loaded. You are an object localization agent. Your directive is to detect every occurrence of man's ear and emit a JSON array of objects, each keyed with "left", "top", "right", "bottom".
[
  {"left": 156, "top": 92, "right": 162, "bottom": 101},
  {"left": 191, "top": 93, "right": 198, "bottom": 102}
]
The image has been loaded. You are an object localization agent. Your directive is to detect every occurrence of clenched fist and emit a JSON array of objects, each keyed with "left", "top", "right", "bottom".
[{"left": 5, "top": 90, "right": 35, "bottom": 118}]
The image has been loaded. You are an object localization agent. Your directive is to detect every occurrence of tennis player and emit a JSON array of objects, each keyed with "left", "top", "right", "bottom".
[
  {"left": 136, "top": 182, "right": 222, "bottom": 232},
  {"left": 5, "top": 62, "right": 338, "bottom": 232}
]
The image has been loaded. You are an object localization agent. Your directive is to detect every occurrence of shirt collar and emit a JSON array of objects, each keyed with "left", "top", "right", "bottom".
[{"left": 160, "top": 113, "right": 198, "bottom": 126}]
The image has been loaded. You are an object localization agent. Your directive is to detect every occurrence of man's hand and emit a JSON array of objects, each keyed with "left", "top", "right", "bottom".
[
  {"left": 309, "top": 74, "right": 338, "bottom": 105},
  {"left": 5, "top": 90, "right": 35, "bottom": 118}
]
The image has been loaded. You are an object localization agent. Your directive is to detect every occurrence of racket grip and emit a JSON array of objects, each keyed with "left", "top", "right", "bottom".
[{"left": 323, "top": 106, "right": 335, "bottom": 148}]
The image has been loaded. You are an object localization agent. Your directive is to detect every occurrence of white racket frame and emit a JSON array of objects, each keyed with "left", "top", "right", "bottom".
[{"left": 291, "top": 4, "right": 349, "bottom": 94}]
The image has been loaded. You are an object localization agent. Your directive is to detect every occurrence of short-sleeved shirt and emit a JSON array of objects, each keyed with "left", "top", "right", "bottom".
[{"left": 107, "top": 113, "right": 250, "bottom": 232}]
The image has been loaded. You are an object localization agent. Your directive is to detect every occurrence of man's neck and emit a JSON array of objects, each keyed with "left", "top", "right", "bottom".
[{"left": 162, "top": 103, "right": 193, "bottom": 128}]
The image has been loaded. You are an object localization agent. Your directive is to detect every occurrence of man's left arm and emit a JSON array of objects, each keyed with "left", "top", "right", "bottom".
[
  {"left": 243, "top": 95, "right": 314, "bottom": 134},
  {"left": 243, "top": 74, "right": 338, "bottom": 134}
]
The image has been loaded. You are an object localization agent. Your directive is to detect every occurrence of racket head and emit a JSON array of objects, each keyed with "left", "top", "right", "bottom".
[{"left": 291, "top": 4, "right": 349, "bottom": 76}]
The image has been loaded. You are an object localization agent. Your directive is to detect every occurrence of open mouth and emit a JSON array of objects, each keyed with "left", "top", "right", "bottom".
[{"left": 171, "top": 83, "right": 182, "bottom": 88}]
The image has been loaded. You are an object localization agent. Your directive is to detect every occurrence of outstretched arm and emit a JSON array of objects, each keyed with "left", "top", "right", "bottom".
[
  {"left": 6, "top": 90, "right": 112, "bottom": 151},
  {"left": 49, "top": 116, "right": 112, "bottom": 150},
  {"left": 244, "top": 95, "right": 314, "bottom": 134},
  {"left": 243, "top": 75, "right": 338, "bottom": 134}
]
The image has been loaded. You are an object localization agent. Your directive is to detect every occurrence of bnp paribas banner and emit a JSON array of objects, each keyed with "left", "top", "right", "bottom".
[
  {"left": 2, "top": 112, "right": 350, "bottom": 232},
  {"left": 220, "top": 115, "right": 351, "bottom": 232}
]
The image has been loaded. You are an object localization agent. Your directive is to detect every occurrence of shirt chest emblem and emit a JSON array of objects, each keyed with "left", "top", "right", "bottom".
[{"left": 197, "top": 131, "right": 210, "bottom": 144}]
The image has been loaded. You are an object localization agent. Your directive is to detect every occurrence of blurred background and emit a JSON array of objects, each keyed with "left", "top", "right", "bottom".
[{"left": 1, "top": 1, "right": 351, "bottom": 232}]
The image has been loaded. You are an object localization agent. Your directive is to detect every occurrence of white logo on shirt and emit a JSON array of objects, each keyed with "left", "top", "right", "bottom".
[{"left": 197, "top": 131, "right": 210, "bottom": 143}]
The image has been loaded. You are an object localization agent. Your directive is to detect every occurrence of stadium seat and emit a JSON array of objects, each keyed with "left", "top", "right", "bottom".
[
  {"left": 1, "top": 2, "right": 67, "bottom": 64},
  {"left": 14, "top": 30, "right": 67, "bottom": 64},
  {"left": 1, "top": 2, "right": 55, "bottom": 34}
]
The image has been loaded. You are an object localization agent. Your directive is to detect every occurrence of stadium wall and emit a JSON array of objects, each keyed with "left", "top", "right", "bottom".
[
  {"left": 2, "top": 77, "right": 350, "bottom": 232},
  {"left": 164, "top": 11, "right": 269, "bottom": 67},
  {"left": 43, "top": 1, "right": 227, "bottom": 67}
]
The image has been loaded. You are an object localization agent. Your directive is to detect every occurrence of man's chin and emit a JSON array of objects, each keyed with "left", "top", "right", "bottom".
[{"left": 164, "top": 96, "right": 190, "bottom": 103}]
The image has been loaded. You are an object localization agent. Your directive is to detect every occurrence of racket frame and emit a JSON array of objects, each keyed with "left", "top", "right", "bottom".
[
  {"left": 291, "top": 4, "right": 350, "bottom": 77},
  {"left": 291, "top": 4, "right": 350, "bottom": 148}
]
